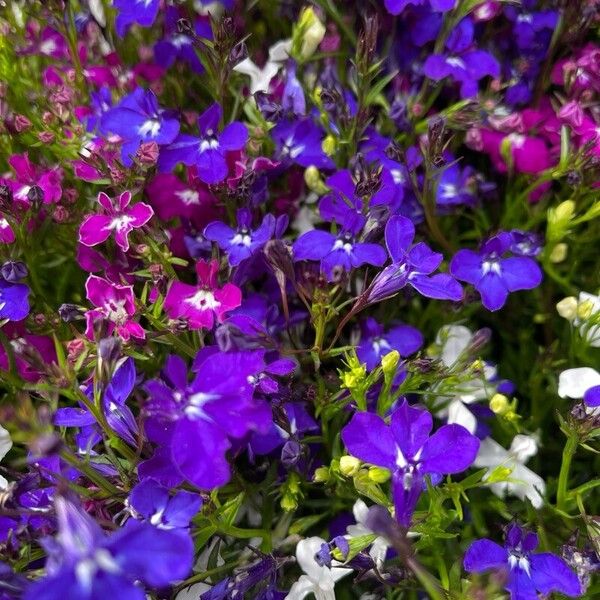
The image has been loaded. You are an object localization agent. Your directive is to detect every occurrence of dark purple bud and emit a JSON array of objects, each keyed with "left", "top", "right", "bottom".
[
  {"left": 27, "top": 185, "right": 44, "bottom": 209},
  {"left": 97, "top": 336, "right": 122, "bottom": 382},
  {"left": 1, "top": 261, "right": 28, "bottom": 282},
  {"left": 254, "top": 92, "right": 281, "bottom": 121},
  {"left": 281, "top": 439, "right": 302, "bottom": 468},
  {"left": 0, "top": 184, "right": 13, "bottom": 211},
  {"left": 228, "top": 41, "right": 248, "bottom": 68},
  {"left": 58, "top": 303, "right": 84, "bottom": 323},
  {"left": 314, "top": 542, "right": 332, "bottom": 567},
  {"left": 566, "top": 171, "right": 582, "bottom": 187},
  {"left": 469, "top": 327, "right": 492, "bottom": 352}
]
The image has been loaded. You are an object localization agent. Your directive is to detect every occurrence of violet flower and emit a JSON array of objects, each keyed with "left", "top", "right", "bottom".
[
  {"left": 450, "top": 232, "right": 543, "bottom": 311},
  {"left": 423, "top": 17, "right": 500, "bottom": 98},
  {"left": 342, "top": 400, "right": 479, "bottom": 526},
  {"left": 100, "top": 88, "right": 179, "bottom": 167},
  {"left": 0, "top": 277, "right": 30, "bottom": 322},
  {"left": 357, "top": 317, "right": 423, "bottom": 371},
  {"left": 271, "top": 119, "right": 333, "bottom": 169},
  {"left": 385, "top": 0, "right": 456, "bottom": 15},
  {"left": 114, "top": 0, "right": 160, "bottom": 37},
  {"left": 79, "top": 191, "right": 154, "bottom": 253},
  {"left": 204, "top": 209, "right": 277, "bottom": 267},
  {"left": 158, "top": 103, "right": 248, "bottom": 184},
  {"left": 464, "top": 524, "right": 581, "bottom": 600},
  {"left": 164, "top": 259, "right": 242, "bottom": 330},
  {"left": 23, "top": 497, "right": 193, "bottom": 600},
  {"left": 367, "top": 215, "right": 463, "bottom": 303},
  {"left": 84, "top": 275, "right": 145, "bottom": 341}
]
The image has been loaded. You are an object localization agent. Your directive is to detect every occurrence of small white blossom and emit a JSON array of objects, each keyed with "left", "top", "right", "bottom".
[
  {"left": 346, "top": 500, "right": 389, "bottom": 569},
  {"left": 234, "top": 40, "right": 292, "bottom": 94},
  {"left": 0, "top": 425, "right": 12, "bottom": 490},
  {"left": 575, "top": 292, "right": 600, "bottom": 347}
]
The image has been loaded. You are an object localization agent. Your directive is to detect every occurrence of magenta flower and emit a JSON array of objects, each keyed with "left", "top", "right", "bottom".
[
  {"left": 6, "top": 153, "right": 62, "bottom": 206},
  {"left": 79, "top": 191, "right": 154, "bottom": 253},
  {"left": 0, "top": 216, "right": 15, "bottom": 244},
  {"left": 164, "top": 259, "right": 242, "bottom": 330},
  {"left": 85, "top": 275, "right": 145, "bottom": 341}
]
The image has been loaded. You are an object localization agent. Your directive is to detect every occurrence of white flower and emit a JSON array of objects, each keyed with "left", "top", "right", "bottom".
[
  {"left": 558, "top": 367, "right": 600, "bottom": 399},
  {"left": 575, "top": 292, "right": 600, "bottom": 347},
  {"left": 474, "top": 434, "right": 545, "bottom": 509},
  {"left": 234, "top": 39, "right": 292, "bottom": 94},
  {"left": 0, "top": 425, "right": 12, "bottom": 490},
  {"left": 285, "top": 536, "right": 352, "bottom": 600},
  {"left": 432, "top": 325, "right": 496, "bottom": 433},
  {"left": 346, "top": 500, "right": 389, "bottom": 569}
]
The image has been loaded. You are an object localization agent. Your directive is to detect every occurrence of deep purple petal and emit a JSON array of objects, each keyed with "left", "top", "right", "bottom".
[
  {"left": 420, "top": 424, "right": 479, "bottom": 474},
  {"left": 463, "top": 539, "right": 508, "bottom": 572},
  {"left": 530, "top": 553, "right": 582, "bottom": 597},
  {"left": 341, "top": 412, "right": 396, "bottom": 470},
  {"left": 390, "top": 401, "right": 432, "bottom": 460},
  {"left": 500, "top": 257, "right": 542, "bottom": 292}
]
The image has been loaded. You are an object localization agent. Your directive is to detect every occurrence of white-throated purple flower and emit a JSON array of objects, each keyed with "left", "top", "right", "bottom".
[
  {"left": 79, "top": 191, "right": 154, "bottom": 254},
  {"left": 558, "top": 367, "right": 600, "bottom": 408},
  {"left": 450, "top": 231, "right": 542, "bottom": 311},
  {"left": 113, "top": 0, "right": 160, "bottom": 37},
  {"left": 342, "top": 400, "right": 479, "bottom": 526},
  {"left": 367, "top": 215, "right": 463, "bottom": 303},
  {"left": 100, "top": 88, "right": 179, "bottom": 166},
  {"left": 271, "top": 118, "right": 333, "bottom": 169},
  {"left": 158, "top": 103, "right": 248, "bottom": 184},
  {"left": 464, "top": 524, "right": 581, "bottom": 600},
  {"left": 23, "top": 497, "right": 193, "bottom": 600}
]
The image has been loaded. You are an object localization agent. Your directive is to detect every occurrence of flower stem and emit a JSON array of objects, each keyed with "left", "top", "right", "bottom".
[{"left": 557, "top": 432, "right": 579, "bottom": 512}]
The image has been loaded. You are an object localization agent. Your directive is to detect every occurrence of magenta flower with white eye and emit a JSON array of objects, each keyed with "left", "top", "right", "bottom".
[{"left": 79, "top": 191, "right": 154, "bottom": 253}]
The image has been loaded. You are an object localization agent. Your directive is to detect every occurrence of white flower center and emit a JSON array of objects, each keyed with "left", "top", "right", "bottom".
[
  {"left": 175, "top": 189, "right": 200, "bottom": 206},
  {"left": 138, "top": 119, "right": 161, "bottom": 138},
  {"left": 109, "top": 215, "right": 134, "bottom": 231},
  {"left": 75, "top": 549, "right": 120, "bottom": 591},
  {"left": 199, "top": 139, "right": 220, "bottom": 152},
  {"left": 482, "top": 260, "right": 502, "bottom": 275},
  {"left": 231, "top": 232, "right": 252, "bottom": 247},
  {"left": 185, "top": 289, "right": 221, "bottom": 311},
  {"left": 446, "top": 56, "right": 466, "bottom": 69},
  {"left": 332, "top": 239, "right": 353, "bottom": 254}
]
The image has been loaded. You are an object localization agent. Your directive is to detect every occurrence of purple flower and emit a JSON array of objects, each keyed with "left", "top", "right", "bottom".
[
  {"left": 79, "top": 191, "right": 154, "bottom": 253},
  {"left": 367, "top": 215, "right": 463, "bottom": 303},
  {"left": 282, "top": 61, "right": 306, "bottom": 116},
  {"left": 164, "top": 259, "right": 242, "bottom": 330},
  {"left": 84, "top": 275, "right": 145, "bottom": 341},
  {"left": 158, "top": 103, "right": 248, "bottom": 184},
  {"left": 464, "top": 524, "right": 582, "bottom": 600},
  {"left": 357, "top": 318, "right": 423, "bottom": 370},
  {"left": 128, "top": 479, "right": 202, "bottom": 530},
  {"left": 450, "top": 232, "right": 542, "bottom": 311},
  {"left": 204, "top": 209, "right": 277, "bottom": 267},
  {"left": 23, "top": 497, "right": 193, "bottom": 600},
  {"left": 54, "top": 357, "right": 139, "bottom": 449},
  {"left": 342, "top": 400, "right": 479, "bottom": 526},
  {"left": 436, "top": 161, "right": 477, "bottom": 208},
  {"left": 271, "top": 119, "right": 333, "bottom": 169},
  {"left": 142, "top": 351, "right": 271, "bottom": 489},
  {"left": 385, "top": 0, "right": 456, "bottom": 15},
  {"left": 114, "top": 0, "right": 160, "bottom": 37},
  {"left": 100, "top": 89, "right": 179, "bottom": 166},
  {"left": 423, "top": 18, "right": 500, "bottom": 98},
  {"left": 293, "top": 227, "right": 386, "bottom": 281},
  {"left": 0, "top": 278, "right": 30, "bottom": 322}
]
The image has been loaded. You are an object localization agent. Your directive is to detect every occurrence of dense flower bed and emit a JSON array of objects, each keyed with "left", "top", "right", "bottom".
[{"left": 0, "top": 1, "right": 599, "bottom": 598}]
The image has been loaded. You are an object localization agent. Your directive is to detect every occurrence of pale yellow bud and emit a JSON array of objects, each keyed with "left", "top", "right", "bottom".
[
  {"left": 489, "top": 393, "right": 509, "bottom": 415},
  {"left": 381, "top": 350, "right": 400, "bottom": 376},
  {"left": 313, "top": 466, "right": 330, "bottom": 483},
  {"left": 368, "top": 466, "right": 391, "bottom": 483},
  {"left": 549, "top": 243, "right": 568, "bottom": 263},
  {"left": 304, "top": 166, "right": 328, "bottom": 194},
  {"left": 556, "top": 296, "right": 578, "bottom": 321},
  {"left": 299, "top": 7, "right": 326, "bottom": 59},
  {"left": 550, "top": 200, "right": 576, "bottom": 224},
  {"left": 322, "top": 135, "right": 336, "bottom": 156},
  {"left": 578, "top": 299, "right": 595, "bottom": 320},
  {"left": 340, "top": 455, "right": 361, "bottom": 476}
]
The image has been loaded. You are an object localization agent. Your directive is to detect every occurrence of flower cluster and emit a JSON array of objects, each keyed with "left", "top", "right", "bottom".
[{"left": 0, "top": 1, "right": 598, "bottom": 599}]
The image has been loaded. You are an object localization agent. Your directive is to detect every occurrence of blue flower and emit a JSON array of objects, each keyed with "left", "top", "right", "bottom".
[
  {"left": 0, "top": 278, "right": 30, "bottom": 321},
  {"left": 464, "top": 524, "right": 582, "bottom": 600},
  {"left": 114, "top": 0, "right": 160, "bottom": 37}
]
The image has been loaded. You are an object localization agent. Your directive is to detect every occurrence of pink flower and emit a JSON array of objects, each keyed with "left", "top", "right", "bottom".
[
  {"left": 6, "top": 153, "right": 63, "bottom": 206},
  {"left": 79, "top": 191, "right": 154, "bottom": 253},
  {"left": 164, "top": 259, "right": 242, "bottom": 330},
  {"left": 85, "top": 275, "right": 145, "bottom": 341},
  {"left": 0, "top": 216, "right": 15, "bottom": 244}
]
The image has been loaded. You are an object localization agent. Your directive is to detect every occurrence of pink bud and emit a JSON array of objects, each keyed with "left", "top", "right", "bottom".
[
  {"left": 558, "top": 101, "right": 584, "bottom": 128},
  {"left": 53, "top": 205, "right": 70, "bottom": 223},
  {"left": 38, "top": 131, "right": 55, "bottom": 144},
  {"left": 465, "top": 127, "right": 483, "bottom": 151},
  {"left": 137, "top": 141, "right": 159, "bottom": 165},
  {"left": 14, "top": 114, "right": 32, "bottom": 132}
]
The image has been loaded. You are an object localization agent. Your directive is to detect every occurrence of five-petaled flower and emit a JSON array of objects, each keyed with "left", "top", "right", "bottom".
[{"left": 79, "top": 191, "right": 154, "bottom": 253}]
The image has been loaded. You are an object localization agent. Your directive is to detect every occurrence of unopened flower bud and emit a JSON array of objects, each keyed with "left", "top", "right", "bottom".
[
  {"left": 298, "top": 7, "right": 326, "bottom": 59},
  {"left": 368, "top": 466, "right": 390, "bottom": 483},
  {"left": 577, "top": 299, "right": 594, "bottom": 320},
  {"left": 136, "top": 141, "right": 159, "bottom": 165},
  {"left": 549, "top": 243, "right": 568, "bottom": 263},
  {"left": 339, "top": 455, "right": 361, "bottom": 476},
  {"left": 489, "top": 393, "right": 509, "bottom": 415},
  {"left": 486, "top": 465, "right": 513, "bottom": 483},
  {"left": 556, "top": 296, "right": 578, "bottom": 321},
  {"left": 281, "top": 439, "right": 302, "bottom": 468},
  {"left": 0, "top": 184, "right": 13, "bottom": 210},
  {"left": 58, "top": 303, "right": 84, "bottom": 322},
  {"left": 1, "top": 260, "right": 28, "bottom": 282},
  {"left": 381, "top": 350, "right": 399, "bottom": 379},
  {"left": 304, "top": 166, "right": 328, "bottom": 194},
  {"left": 322, "top": 135, "right": 336, "bottom": 156},
  {"left": 27, "top": 185, "right": 44, "bottom": 209},
  {"left": 313, "top": 466, "right": 330, "bottom": 483},
  {"left": 14, "top": 114, "right": 32, "bottom": 132}
]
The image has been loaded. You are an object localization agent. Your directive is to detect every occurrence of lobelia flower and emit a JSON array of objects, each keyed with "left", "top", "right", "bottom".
[
  {"left": 293, "top": 222, "right": 387, "bottom": 281},
  {"left": 23, "top": 496, "right": 193, "bottom": 600},
  {"left": 474, "top": 434, "right": 545, "bottom": 508},
  {"left": 464, "top": 524, "right": 581, "bottom": 600},
  {"left": 0, "top": 425, "right": 12, "bottom": 490},
  {"left": 100, "top": 89, "right": 180, "bottom": 167},
  {"left": 128, "top": 478, "right": 202, "bottom": 530},
  {"left": 84, "top": 275, "right": 145, "bottom": 341},
  {"left": 282, "top": 61, "right": 306, "bottom": 116},
  {"left": 164, "top": 259, "right": 242, "bottom": 330},
  {"left": 450, "top": 232, "right": 542, "bottom": 311},
  {"left": 423, "top": 17, "right": 500, "bottom": 98},
  {"left": 342, "top": 400, "right": 479, "bottom": 526},
  {"left": 285, "top": 536, "right": 352, "bottom": 600},
  {"left": 346, "top": 500, "right": 390, "bottom": 568},
  {"left": 271, "top": 119, "right": 334, "bottom": 169},
  {"left": 204, "top": 209, "right": 277, "bottom": 267},
  {"left": 356, "top": 317, "right": 423, "bottom": 371},
  {"left": 79, "top": 191, "right": 154, "bottom": 253},
  {"left": 0, "top": 277, "right": 30, "bottom": 322},
  {"left": 0, "top": 215, "right": 15, "bottom": 244},
  {"left": 54, "top": 357, "right": 139, "bottom": 450},
  {"left": 436, "top": 160, "right": 477, "bottom": 208},
  {"left": 142, "top": 351, "right": 271, "bottom": 489},
  {"left": 6, "top": 153, "right": 62, "bottom": 206},
  {"left": 558, "top": 368, "right": 600, "bottom": 408},
  {"left": 367, "top": 215, "right": 463, "bottom": 303},
  {"left": 113, "top": 0, "right": 160, "bottom": 37},
  {"left": 234, "top": 40, "right": 292, "bottom": 93},
  {"left": 574, "top": 291, "right": 600, "bottom": 348},
  {"left": 158, "top": 103, "right": 248, "bottom": 184},
  {"left": 385, "top": 0, "right": 456, "bottom": 15}
]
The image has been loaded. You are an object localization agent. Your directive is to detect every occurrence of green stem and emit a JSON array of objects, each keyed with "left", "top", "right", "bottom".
[
  {"left": 60, "top": 450, "right": 121, "bottom": 496},
  {"left": 556, "top": 432, "right": 579, "bottom": 511}
]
